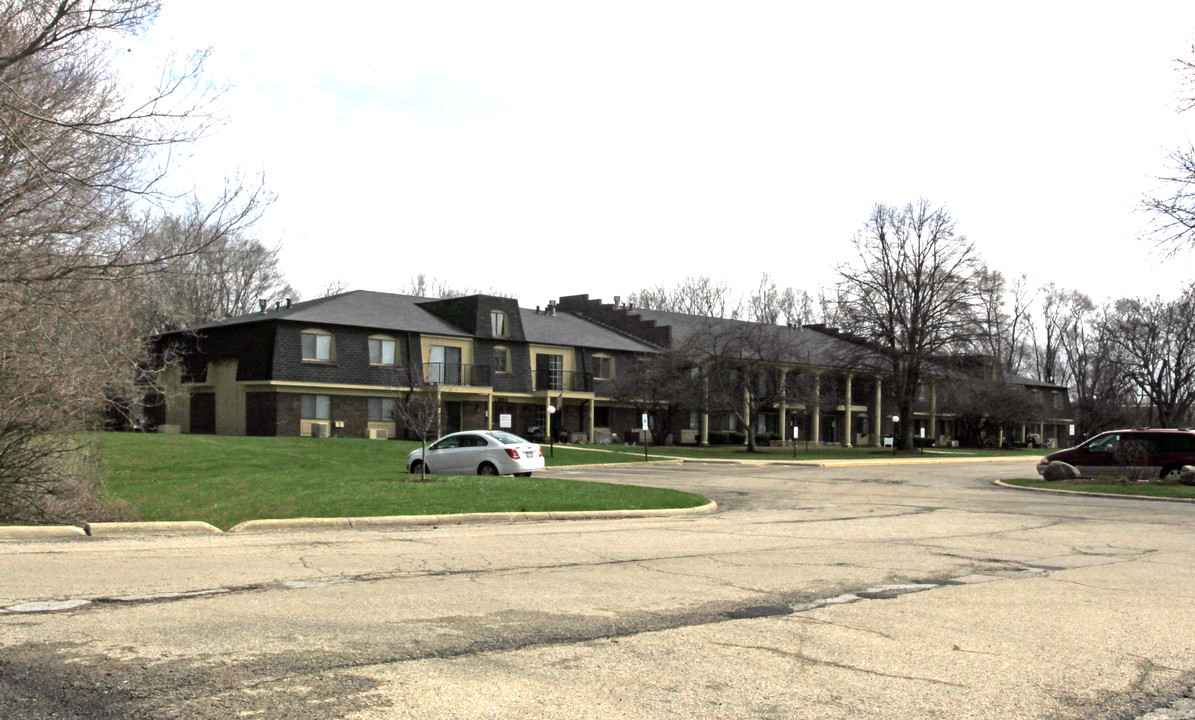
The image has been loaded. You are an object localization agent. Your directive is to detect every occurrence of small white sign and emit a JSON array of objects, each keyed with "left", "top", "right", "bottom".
[
  {"left": 499, "top": 414, "right": 512, "bottom": 429},
  {"left": 883, "top": 436, "right": 894, "bottom": 447},
  {"left": 794, "top": 427, "right": 799, "bottom": 439},
  {"left": 1069, "top": 424, "right": 1075, "bottom": 436},
  {"left": 641, "top": 413, "right": 649, "bottom": 430},
  {"left": 919, "top": 427, "right": 925, "bottom": 439}
]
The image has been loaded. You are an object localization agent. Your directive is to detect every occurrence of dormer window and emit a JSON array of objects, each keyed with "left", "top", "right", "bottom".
[
  {"left": 301, "top": 329, "right": 335, "bottom": 362},
  {"left": 491, "top": 310, "right": 507, "bottom": 337}
]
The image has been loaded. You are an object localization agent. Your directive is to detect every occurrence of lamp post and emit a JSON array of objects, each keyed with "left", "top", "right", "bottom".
[{"left": 891, "top": 415, "right": 900, "bottom": 457}]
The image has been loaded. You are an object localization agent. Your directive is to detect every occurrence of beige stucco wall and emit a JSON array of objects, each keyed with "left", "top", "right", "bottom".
[{"left": 208, "top": 360, "right": 246, "bottom": 436}]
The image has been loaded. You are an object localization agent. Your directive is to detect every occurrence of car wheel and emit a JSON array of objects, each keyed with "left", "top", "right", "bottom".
[
  {"left": 478, "top": 462, "right": 499, "bottom": 476},
  {"left": 410, "top": 460, "right": 424, "bottom": 474},
  {"left": 1161, "top": 465, "right": 1183, "bottom": 481},
  {"left": 514, "top": 472, "right": 532, "bottom": 477}
]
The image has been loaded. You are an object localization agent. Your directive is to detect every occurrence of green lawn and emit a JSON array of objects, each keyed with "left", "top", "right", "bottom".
[
  {"left": 96, "top": 434, "right": 706, "bottom": 530},
  {"left": 1003, "top": 478, "right": 1195, "bottom": 499},
  {"left": 573, "top": 444, "right": 1047, "bottom": 461}
]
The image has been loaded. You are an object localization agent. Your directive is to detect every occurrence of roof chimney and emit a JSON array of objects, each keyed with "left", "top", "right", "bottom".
[
  {"left": 613, "top": 296, "right": 621, "bottom": 307},
  {"left": 259, "top": 299, "right": 268, "bottom": 313},
  {"left": 285, "top": 297, "right": 292, "bottom": 308}
]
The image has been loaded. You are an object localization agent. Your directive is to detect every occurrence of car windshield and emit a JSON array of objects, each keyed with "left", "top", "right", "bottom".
[{"left": 487, "top": 431, "right": 529, "bottom": 445}]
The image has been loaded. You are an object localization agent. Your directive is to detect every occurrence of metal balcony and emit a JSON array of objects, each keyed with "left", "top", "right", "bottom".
[
  {"left": 534, "top": 367, "right": 593, "bottom": 392},
  {"left": 421, "top": 363, "right": 492, "bottom": 387}
]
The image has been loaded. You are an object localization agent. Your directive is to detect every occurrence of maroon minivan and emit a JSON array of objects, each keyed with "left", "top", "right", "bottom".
[{"left": 1036, "top": 429, "right": 1195, "bottom": 479}]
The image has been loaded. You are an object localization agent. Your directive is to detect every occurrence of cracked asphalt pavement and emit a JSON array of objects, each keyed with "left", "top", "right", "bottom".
[{"left": 3, "top": 458, "right": 1195, "bottom": 719}]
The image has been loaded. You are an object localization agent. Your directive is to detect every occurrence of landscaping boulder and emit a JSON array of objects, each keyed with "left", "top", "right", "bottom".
[
  {"left": 1179, "top": 466, "right": 1195, "bottom": 486},
  {"left": 1042, "top": 461, "right": 1081, "bottom": 481}
]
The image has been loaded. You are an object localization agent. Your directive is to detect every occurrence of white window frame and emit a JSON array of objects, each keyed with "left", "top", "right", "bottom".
[
  {"left": 491, "top": 310, "right": 507, "bottom": 337},
  {"left": 593, "top": 354, "right": 614, "bottom": 380}
]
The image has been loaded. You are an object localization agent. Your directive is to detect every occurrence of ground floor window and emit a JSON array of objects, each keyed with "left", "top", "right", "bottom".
[
  {"left": 595, "top": 406, "right": 611, "bottom": 427},
  {"left": 369, "top": 397, "right": 396, "bottom": 422},
  {"left": 301, "top": 394, "right": 330, "bottom": 420}
]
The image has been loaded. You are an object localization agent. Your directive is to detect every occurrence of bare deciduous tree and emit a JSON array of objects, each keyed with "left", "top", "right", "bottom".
[
  {"left": 1052, "top": 293, "right": 1130, "bottom": 440},
  {"left": 833, "top": 200, "right": 985, "bottom": 449},
  {"left": 1104, "top": 286, "right": 1195, "bottom": 428},
  {"left": 396, "top": 387, "right": 443, "bottom": 481},
  {"left": 0, "top": 1, "right": 249, "bottom": 521},
  {"left": 627, "top": 275, "right": 742, "bottom": 318},
  {"left": 605, "top": 351, "right": 702, "bottom": 446},
  {"left": 1147, "top": 45, "right": 1195, "bottom": 254},
  {"left": 974, "top": 270, "right": 1034, "bottom": 376},
  {"left": 689, "top": 319, "right": 813, "bottom": 452},
  {"left": 401, "top": 273, "right": 510, "bottom": 299},
  {"left": 130, "top": 190, "right": 293, "bottom": 334},
  {"left": 746, "top": 273, "right": 814, "bottom": 327}
]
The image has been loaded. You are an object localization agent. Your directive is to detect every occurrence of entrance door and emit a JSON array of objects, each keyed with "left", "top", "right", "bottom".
[
  {"left": 821, "top": 415, "right": 838, "bottom": 444},
  {"left": 443, "top": 401, "right": 462, "bottom": 434}
]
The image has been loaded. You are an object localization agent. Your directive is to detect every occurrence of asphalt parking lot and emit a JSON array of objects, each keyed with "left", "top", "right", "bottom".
[{"left": 3, "top": 458, "right": 1195, "bottom": 719}]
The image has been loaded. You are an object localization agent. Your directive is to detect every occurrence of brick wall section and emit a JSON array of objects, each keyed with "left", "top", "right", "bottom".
[
  {"left": 333, "top": 395, "right": 368, "bottom": 438},
  {"left": 272, "top": 322, "right": 415, "bottom": 387},
  {"left": 417, "top": 296, "right": 527, "bottom": 341},
  {"left": 462, "top": 402, "right": 488, "bottom": 431},
  {"left": 159, "top": 321, "right": 277, "bottom": 383},
  {"left": 276, "top": 393, "right": 301, "bottom": 436},
  {"left": 190, "top": 393, "right": 215, "bottom": 434},
  {"left": 475, "top": 338, "right": 533, "bottom": 393},
  {"left": 245, "top": 392, "right": 278, "bottom": 436},
  {"left": 610, "top": 406, "right": 639, "bottom": 439}
]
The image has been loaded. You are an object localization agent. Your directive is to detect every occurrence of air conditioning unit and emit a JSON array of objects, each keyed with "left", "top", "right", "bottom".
[
  {"left": 369, "top": 428, "right": 389, "bottom": 440},
  {"left": 310, "top": 423, "right": 329, "bottom": 438}
]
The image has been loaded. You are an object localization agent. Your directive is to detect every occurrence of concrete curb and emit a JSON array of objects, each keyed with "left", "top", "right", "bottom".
[
  {"left": 0, "top": 525, "right": 87, "bottom": 540},
  {"left": 673, "top": 456, "right": 1040, "bottom": 468},
  {"left": 228, "top": 500, "right": 719, "bottom": 534},
  {"left": 84, "top": 521, "right": 224, "bottom": 537},
  {"left": 993, "top": 479, "right": 1195, "bottom": 504},
  {"left": 544, "top": 459, "right": 684, "bottom": 470}
]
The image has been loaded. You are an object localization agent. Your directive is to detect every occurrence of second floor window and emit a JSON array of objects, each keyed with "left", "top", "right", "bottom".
[
  {"left": 593, "top": 355, "right": 612, "bottom": 380},
  {"left": 494, "top": 347, "right": 510, "bottom": 373},
  {"left": 369, "top": 337, "right": 397, "bottom": 365},
  {"left": 491, "top": 310, "right": 507, "bottom": 337},
  {"left": 301, "top": 331, "right": 334, "bottom": 362}
]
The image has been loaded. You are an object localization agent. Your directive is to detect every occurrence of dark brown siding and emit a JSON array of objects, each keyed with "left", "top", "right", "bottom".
[
  {"left": 334, "top": 395, "right": 368, "bottom": 438},
  {"left": 190, "top": 393, "right": 215, "bottom": 434},
  {"left": 245, "top": 392, "right": 279, "bottom": 436},
  {"left": 277, "top": 393, "right": 301, "bottom": 437}
]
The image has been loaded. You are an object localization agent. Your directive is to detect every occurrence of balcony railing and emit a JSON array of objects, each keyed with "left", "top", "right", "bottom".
[
  {"left": 534, "top": 367, "right": 592, "bottom": 392},
  {"left": 422, "top": 363, "right": 491, "bottom": 387}
]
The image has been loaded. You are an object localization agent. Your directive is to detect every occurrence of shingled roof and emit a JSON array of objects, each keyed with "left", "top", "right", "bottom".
[
  {"left": 172, "top": 290, "right": 660, "bottom": 353},
  {"left": 613, "top": 306, "right": 889, "bottom": 371}
]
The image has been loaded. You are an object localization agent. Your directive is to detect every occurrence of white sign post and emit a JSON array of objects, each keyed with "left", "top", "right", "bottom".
[
  {"left": 499, "top": 414, "right": 512, "bottom": 429},
  {"left": 641, "top": 413, "right": 649, "bottom": 460}
]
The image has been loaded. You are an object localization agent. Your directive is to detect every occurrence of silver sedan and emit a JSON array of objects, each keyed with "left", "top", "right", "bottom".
[{"left": 407, "top": 430, "right": 545, "bottom": 477}]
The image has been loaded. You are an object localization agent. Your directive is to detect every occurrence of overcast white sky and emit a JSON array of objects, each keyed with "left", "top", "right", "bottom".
[{"left": 131, "top": 1, "right": 1195, "bottom": 310}]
